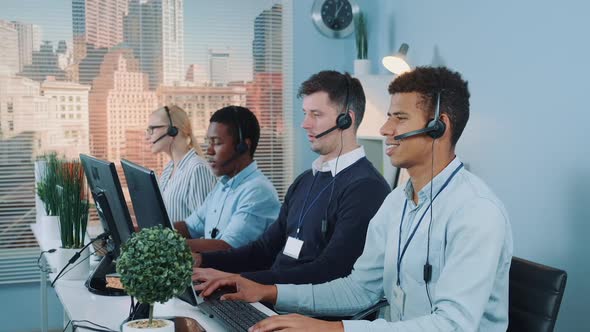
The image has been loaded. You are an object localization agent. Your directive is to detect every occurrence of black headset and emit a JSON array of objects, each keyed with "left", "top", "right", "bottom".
[
  {"left": 164, "top": 106, "right": 179, "bottom": 137},
  {"left": 232, "top": 107, "right": 249, "bottom": 155},
  {"left": 314, "top": 73, "right": 353, "bottom": 139},
  {"left": 336, "top": 74, "right": 353, "bottom": 130},
  {"left": 152, "top": 106, "right": 179, "bottom": 144},
  {"left": 393, "top": 92, "right": 446, "bottom": 140}
]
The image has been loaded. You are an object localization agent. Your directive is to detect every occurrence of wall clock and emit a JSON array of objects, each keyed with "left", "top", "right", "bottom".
[{"left": 311, "top": 0, "right": 359, "bottom": 38}]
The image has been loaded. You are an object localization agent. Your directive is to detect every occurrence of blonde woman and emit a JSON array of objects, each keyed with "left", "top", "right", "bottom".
[{"left": 145, "top": 105, "right": 216, "bottom": 224}]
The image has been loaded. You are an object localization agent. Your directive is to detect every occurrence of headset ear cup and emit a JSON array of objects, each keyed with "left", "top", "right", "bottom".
[
  {"left": 236, "top": 141, "right": 248, "bottom": 155},
  {"left": 426, "top": 119, "right": 445, "bottom": 139},
  {"left": 167, "top": 126, "right": 178, "bottom": 137},
  {"left": 164, "top": 106, "right": 179, "bottom": 137},
  {"left": 336, "top": 113, "right": 352, "bottom": 130}
]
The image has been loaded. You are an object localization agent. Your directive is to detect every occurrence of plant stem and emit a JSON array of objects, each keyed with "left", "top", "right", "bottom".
[{"left": 148, "top": 303, "right": 154, "bottom": 327}]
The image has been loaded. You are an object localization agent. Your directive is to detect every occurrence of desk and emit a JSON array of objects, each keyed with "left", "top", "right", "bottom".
[{"left": 32, "top": 224, "right": 275, "bottom": 331}]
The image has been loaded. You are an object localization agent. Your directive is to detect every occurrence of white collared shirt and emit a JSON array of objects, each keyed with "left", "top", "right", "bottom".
[{"left": 311, "top": 146, "right": 366, "bottom": 177}]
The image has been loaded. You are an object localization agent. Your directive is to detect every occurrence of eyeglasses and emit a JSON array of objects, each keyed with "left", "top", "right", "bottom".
[{"left": 146, "top": 125, "right": 166, "bottom": 135}]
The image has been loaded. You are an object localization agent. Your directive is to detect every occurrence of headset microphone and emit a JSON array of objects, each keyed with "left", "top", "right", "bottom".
[
  {"left": 151, "top": 133, "right": 168, "bottom": 144},
  {"left": 393, "top": 92, "right": 446, "bottom": 141},
  {"left": 314, "top": 125, "right": 339, "bottom": 139}
]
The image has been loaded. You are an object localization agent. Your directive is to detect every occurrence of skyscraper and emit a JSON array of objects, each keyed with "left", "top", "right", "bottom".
[
  {"left": 253, "top": 4, "right": 282, "bottom": 74},
  {"left": 0, "top": 21, "right": 20, "bottom": 75},
  {"left": 11, "top": 21, "right": 43, "bottom": 72},
  {"left": 208, "top": 49, "right": 230, "bottom": 85},
  {"left": 185, "top": 64, "right": 205, "bottom": 83},
  {"left": 19, "top": 41, "right": 67, "bottom": 82},
  {"left": 41, "top": 78, "right": 91, "bottom": 159},
  {"left": 88, "top": 48, "right": 157, "bottom": 166},
  {"left": 156, "top": 83, "right": 246, "bottom": 138},
  {"left": 124, "top": 0, "right": 184, "bottom": 89},
  {"left": 72, "top": 0, "right": 128, "bottom": 64},
  {"left": 246, "top": 4, "right": 290, "bottom": 198}
]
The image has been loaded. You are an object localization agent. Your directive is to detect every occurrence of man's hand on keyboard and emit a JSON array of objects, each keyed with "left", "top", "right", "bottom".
[
  {"left": 192, "top": 268, "right": 235, "bottom": 291},
  {"left": 200, "top": 275, "right": 278, "bottom": 304},
  {"left": 248, "top": 314, "right": 344, "bottom": 332}
]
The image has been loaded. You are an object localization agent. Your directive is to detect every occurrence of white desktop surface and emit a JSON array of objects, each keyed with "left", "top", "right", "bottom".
[{"left": 32, "top": 224, "right": 275, "bottom": 331}]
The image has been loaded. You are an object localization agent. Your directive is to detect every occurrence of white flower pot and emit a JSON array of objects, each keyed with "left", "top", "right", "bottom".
[
  {"left": 56, "top": 246, "right": 90, "bottom": 281},
  {"left": 122, "top": 319, "right": 174, "bottom": 332},
  {"left": 354, "top": 59, "right": 372, "bottom": 76},
  {"left": 40, "top": 215, "right": 61, "bottom": 241}
]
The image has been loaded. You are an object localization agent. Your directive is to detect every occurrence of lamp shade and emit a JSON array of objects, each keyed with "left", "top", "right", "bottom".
[{"left": 382, "top": 43, "right": 411, "bottom": 75}]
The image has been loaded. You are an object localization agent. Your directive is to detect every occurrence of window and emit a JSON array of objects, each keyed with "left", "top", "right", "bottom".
[{"left": 1, "top": 0, "right": 292, "bottom": 284}]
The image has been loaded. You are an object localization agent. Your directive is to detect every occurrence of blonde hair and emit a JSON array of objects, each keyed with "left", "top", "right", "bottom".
[{"left": 153, "top": 105, "right": 204, "bottom": 157}]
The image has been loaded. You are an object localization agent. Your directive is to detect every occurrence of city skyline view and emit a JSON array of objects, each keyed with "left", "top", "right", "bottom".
[
  {"left": 2, "top": 0, "right": 278, "bottom": 82},
  {"left": 0, "top": 0, "right": 293, "bottom": 286}
]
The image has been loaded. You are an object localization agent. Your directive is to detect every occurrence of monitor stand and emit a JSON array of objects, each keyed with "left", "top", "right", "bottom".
[{"left": 85, "top": 252, "right": 126, "bottom": 296}]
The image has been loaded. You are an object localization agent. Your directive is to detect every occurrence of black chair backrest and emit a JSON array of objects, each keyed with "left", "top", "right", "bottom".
[{"left": 508, "top": 256, "right": 567, "bottom": 332}]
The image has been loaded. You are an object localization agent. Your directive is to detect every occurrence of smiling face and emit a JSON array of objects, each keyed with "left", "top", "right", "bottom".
[
  {"left": 380, "top": 92, "right": 435, "bottom": 170},
  {"left": 301, "top": 91, "right": 345, "bottom": 160},
  {"left": 205, "top": 122, "right": 238, "bottom": 177}
]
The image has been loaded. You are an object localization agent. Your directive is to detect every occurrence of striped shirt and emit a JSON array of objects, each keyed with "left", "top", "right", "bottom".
[{"left": 159, "top": 149, "right": 217, "bottom": 223}]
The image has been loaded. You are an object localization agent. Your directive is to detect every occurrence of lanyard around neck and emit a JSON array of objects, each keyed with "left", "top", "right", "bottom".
[
  {"left": 396, "top": 163, "right": 464, "bottom": 286},
  {"left": 296, "top": 172, "right": 338, "bottom": 238}
]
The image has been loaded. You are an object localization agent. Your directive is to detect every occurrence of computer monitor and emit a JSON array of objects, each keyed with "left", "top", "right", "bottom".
[
  {"left": 120, "top": 159, "right": 172, "bottom": 230},
  {"left": 120, "top": 159, "right": 205, "bottom": 307},
  {"left": 80, "top": 154, "right": 134, "bottom": 296}
]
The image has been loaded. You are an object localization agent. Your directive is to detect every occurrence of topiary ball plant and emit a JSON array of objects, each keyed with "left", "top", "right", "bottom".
[{"left": 117, "top": 225, "right": 193, "bottom": 328}]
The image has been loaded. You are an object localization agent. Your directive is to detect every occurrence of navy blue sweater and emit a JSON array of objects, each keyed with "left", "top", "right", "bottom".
[{"left": 201, "top": 157, "right": 390, "bottom": 285}]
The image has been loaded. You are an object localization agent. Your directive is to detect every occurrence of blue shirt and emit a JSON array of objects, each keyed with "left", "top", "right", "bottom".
[
  {"left": 185, "top": 161, "right": 280, "bottom": 248},
  {"left": 276, "top": 157, "right": 513, "bottom": 332}
]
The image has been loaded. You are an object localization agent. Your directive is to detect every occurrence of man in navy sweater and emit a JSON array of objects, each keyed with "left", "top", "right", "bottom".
[{"left": 192, "top": 70, "right": 390, "bottom": 287}]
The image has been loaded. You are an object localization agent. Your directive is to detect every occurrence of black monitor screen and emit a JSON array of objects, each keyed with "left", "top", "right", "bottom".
[
  {"left": 121, "top": 159, "right": 172, "bottom": 230},
  {"left": 80, "top": 154, "right": 134, "bottom": 256}
]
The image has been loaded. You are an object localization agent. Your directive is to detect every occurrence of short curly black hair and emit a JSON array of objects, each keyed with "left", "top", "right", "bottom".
[
  {"left": 388, "top": 66, "right": 470, "bottom": 146},
  {"left": 298, "top": 70, "right": 366, "bottom": 129},
  {"left": 210, "top": 106, "right": 260, "bottom": 157}
]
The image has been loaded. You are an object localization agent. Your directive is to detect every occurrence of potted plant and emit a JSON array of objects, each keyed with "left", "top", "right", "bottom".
[
  {"left": 36, "top": 153, "right": 63, "bottom": 241},
  {"left": 56, "top": 158, "right": 91, "bottom": 279},
  {"left": 353, "top": 11, "right": 370, "bottom": 75},
  {"left": 117, "top": 226, "right": 193, "bottom": 331}
]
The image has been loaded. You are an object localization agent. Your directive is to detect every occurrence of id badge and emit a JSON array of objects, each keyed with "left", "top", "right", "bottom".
[
  {"left": 283, "top": 236, "right": 304, "bottom": 259},
  {"left": 393, "top": 284, "right": 406, "bottom": 319}
]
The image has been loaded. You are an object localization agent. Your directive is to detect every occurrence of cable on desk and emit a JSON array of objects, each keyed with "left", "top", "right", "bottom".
[
  {"left": 37, "top": 249, "right": 57, "bottom": 273},
  {"left": 64, "top": 251, "right": 96, "bottom": 275},
  {"left": 62, "top": 320, "right": 72, "bottom": 332},
  {"left": 70, "top": 319, "right": 117, "bottom": 332},
  {"left": 51, "top": 233, "right": 109, "bottom": 287}
]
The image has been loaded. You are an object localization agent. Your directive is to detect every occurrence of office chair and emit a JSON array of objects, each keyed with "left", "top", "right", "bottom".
[
  {"left": 319, "top": 298, "right": 389, "bottom": 322},
  {"left": 350, "top": 298, "right": 389, "bottom": 320},
  {"left": 508, "top": 256, "right": 567, "bottom": 332}
]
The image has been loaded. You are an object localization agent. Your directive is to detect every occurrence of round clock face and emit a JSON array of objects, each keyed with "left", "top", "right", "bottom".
[
  {"left": 321, "top": 0, "right": 353, "bottom": 31},
  {"left": 312, "top": 0, "right": 359, "bottom": 38}
]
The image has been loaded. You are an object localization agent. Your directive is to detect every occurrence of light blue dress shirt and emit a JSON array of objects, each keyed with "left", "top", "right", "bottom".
[
  {"left": 184, "top": 161, "right": 280, "bottom": 248},
  {"left": 276, "top": 157, "right": 513, "bottom": 332}
]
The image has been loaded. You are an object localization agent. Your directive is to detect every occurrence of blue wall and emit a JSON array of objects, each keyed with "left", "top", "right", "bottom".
[
  {"left": 292, "top": 0, "right": 380, "bottom": 172},
  {"left": 293, "top": 0, "right": 590, "bottom": 330},
  {"left": 0, "top": 283, "right": 64, "bottom": 332}
]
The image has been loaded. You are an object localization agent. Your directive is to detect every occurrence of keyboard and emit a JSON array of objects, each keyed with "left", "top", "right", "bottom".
[{"left": 199, "top": 299, "right": 269, "bottom": 332}]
